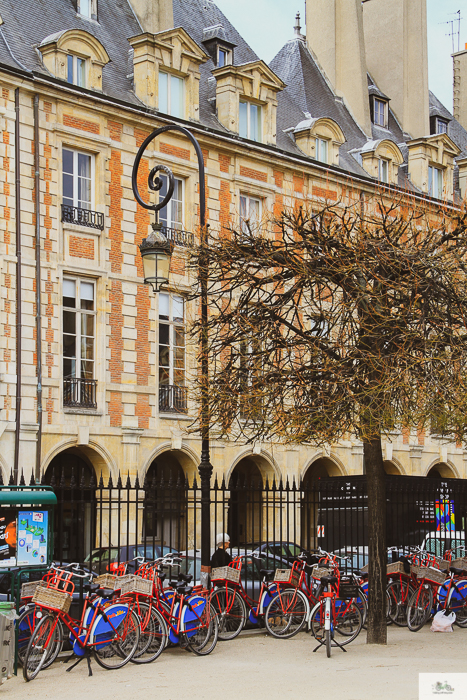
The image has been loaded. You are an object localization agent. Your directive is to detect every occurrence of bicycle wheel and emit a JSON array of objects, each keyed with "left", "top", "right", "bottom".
[
  {"left": 387, "top": 580, "right": 414, "bottom": 627},
  {"left": 264, "top": 589, "right": 308, "bottom": 639},
  {"left": 310, "top": 600, "right": 326, "bottom": 643},
  {"left": 131, "top": 604, "right": 168, "bottom": 664},
  {"left": 407, "top": 585, "right": 433, "bottom": 632},
  {"left": 325, "top": 628, "right": 331, "bottom": 658},
  {"left": 23, "top": 614, "right": 60, "bottom": 682},
  {"left": 354, "top": 586, "right": 368, "bottom": 627},
  {"left": 448, "top": 580, "right": 467, "bottom": 628},
  {"left": 210, "top": 587, "right": 246, "bottom": 641},
  {"left": 185, "top": 605, "right": 219, "bottom": 656},
  {"left": 334, "top": 601, "right": 363, "bottom": 644},
  {"left": 93, "top": 608, "right": 140, "bottom": 670}
]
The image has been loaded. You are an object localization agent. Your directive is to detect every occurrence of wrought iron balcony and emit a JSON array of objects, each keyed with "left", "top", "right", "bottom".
[
  {"left": 61, "top": 204, "right": 104, "bottom": 231},
  {"left": 159, "top": 385, "right": 188, "bottom": 414},
  {"left": 63, "top": 376, "right": 97, "bottom": 409},
  {"left": 161, "top": 226, "right": 194, "bottom": 249}
]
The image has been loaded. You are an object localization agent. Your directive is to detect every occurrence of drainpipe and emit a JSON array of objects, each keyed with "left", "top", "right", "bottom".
[
  {"left": 13, "top": 87, "right": 21, "bottom": 484},
  {"left": 34, "top": 95, "right": 42, "bottom": 483}
]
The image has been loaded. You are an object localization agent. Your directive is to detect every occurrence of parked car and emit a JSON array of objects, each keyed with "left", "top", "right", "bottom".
[
  {"left": 84, "top": 544, "right": 179, "bottom": 574},
  {"left": 252, "top": 542, "right": 308, "bottom": 565},
  {"left": 332, "top": 546, "right": 409, "bottom": 574},
  {"left": 421, "top": 531, "right": 465, "bottom": 559}
]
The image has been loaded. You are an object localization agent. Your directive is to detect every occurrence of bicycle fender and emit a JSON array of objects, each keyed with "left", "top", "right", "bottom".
[
  {"left": 89, "top": 603, "right": 129, "bottom": 648},
  {"left": 182, "top": 595, "right": 206, "bottom": 639},
  {"left": 257, "top": 584, "right": 280, "bottom": 615},
  {"left": 168, "top": 602, "right": 180, "bottom": 645}
]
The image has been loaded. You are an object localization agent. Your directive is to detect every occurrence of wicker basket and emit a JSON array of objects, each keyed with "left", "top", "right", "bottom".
[
  {"left": 94, "top": 574, "right": 118, "bottom": 589},
  {"left": 339, "top": 581, "right": 360, "bottom": 599},
  {"left": 431, "top": 556, "right": 450, "bottom": 572},
  {"left": 211, "top": 566, "right": 241, "bottom": 584},
  {"left": 112, "top": 574, "right": 136, "bottom": 589},
  {"left": 312, "top": 566, "right": 331, "bottom": 580},
  {"left": 119, "top": 575, "right": 153, "bottom": 596},
  {"left": 21, "top": 580, "right": 46, "bottom": 598},
  {"left": 386, "top": 561, "right": 408, "bottom": 576},
  {"left": 32, "top": 586, "right": 72, "bottom": 613},
  {"left": 451, "top": 557, "right": 467, "bottom": 571},
  {"left": 274, "top": 569, "right": 301, "bottom": 587},
  {"left": 412, "top": 565, "right": 447, "bottom": 585}
]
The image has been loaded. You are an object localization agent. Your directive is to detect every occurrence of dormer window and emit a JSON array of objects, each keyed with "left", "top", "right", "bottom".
[
  {"left": 67, "top": 54, "right": 86, "bottom": 87},
  {"left": 315, "top": 137, "right": 328, "bottom": 164},
  {"left": 373, "top": 98, "right": 388, "bottom": 128},
  {"left": 78, "top": 0, "right": 97, "bottom": 20},
  {"left": 239, "top": 100, "right": 262, "bottom": 142},
  {"left": 429, "top": 165, "right": 443, "bottom": 199},
  {"left": 378, "top": 158, "right": 389, "bottom": 183},
  {"left": 436, "top": 118, "right": 448, "bottom": 135},
  {"left": 159, "top": 72, "right": 184, "bottom": 118},
  {"left": 217, "top": 47, "right": 232, "bottom": 68}
]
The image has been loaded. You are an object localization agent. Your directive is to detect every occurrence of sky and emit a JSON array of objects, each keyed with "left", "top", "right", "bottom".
[{"left": 213, "top": 0, "right": 467, "bottom": 113}]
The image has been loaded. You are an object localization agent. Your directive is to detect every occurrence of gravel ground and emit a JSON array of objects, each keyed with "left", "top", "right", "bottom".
[{"left": 4, "top": 625, "right": 466, "bottom": 700}]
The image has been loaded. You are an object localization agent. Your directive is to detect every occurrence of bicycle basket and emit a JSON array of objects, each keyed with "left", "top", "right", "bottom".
[
  {"left": 32, "top": 586, "right": 72, "bottom": 613},
  {"left": 338, "top": 581, "right": 359, "bottom": 599},
  {"left": 274, "top": 569, "right": 300, "bottom": 587},
  {"left": 94, "top": 574, "right": 118, "bottom": 589},
  {"left": 451, "top": 557, "right": 467, "bottom": 571},
  {"left": 386, "top": 561, "right": 407, "bottom": 576},
  {"left": 412, "top": 565, "right": 446, "bottom": 585},
  {"left": 119, "top": 575, "right": 153, "bottom": 596},
  {"left": 432, "top": 556, "right": 450, "bottom": 572},
  {"left": 211, "top": 567, "right": 241, "bottom": 584},
  {"left": 21, "top": 580, "right": 46, "bottom": 598},
  {"left": 312, "top": 566, "right": 331, "bottom": 580}
]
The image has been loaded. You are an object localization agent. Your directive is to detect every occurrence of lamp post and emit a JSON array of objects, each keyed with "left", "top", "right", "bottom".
[{"left": 132, "top": 125, "right": 213, "bottom": 586}]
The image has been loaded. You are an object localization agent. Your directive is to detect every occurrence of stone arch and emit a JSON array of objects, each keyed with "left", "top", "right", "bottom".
[
  {"left": 425, "top": 460, "right": 459, "bottom": 479},
  {"left": 42, "top": 438, "right": 113, "bottom": 482},
  {"left": 384, "top": 459, "right": 405, "bottom": 475},
  {"left": 300, "top": 452, "right": 345, "bottom": 486},
  {"left": 226, "top": 448, "right": 281, "bottom": 487},
  {"left": 141, "top": 442, "right": 199, "bottom": 484},
  {"left": 300, "top": 453, "right": 344, "bottom": 553}
]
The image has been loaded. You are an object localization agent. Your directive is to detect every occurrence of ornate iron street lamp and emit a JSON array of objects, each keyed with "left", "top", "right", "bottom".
[{"left": 132, "top": 124, "right": 213, "bottom": 586}]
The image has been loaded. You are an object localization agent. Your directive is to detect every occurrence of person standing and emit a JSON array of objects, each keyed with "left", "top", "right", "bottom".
[{"left": 210, "top": 533, "right": 232, "bottom": 568}]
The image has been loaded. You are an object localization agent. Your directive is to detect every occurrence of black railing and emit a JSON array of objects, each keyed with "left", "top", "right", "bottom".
[
  {"left": 63, "top": 376, "right": 97, "bottom": 409},
  {"left": 61, "top": 204, "right": 104, "bottom": 231},
  {"left": 162, "top": 225, "right": 194, "bottom": 248},
  {"left": 159, "top": 385, "right": 188, "bottom": 413}
]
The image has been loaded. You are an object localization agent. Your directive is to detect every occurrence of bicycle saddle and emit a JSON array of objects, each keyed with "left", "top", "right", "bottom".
[
  {"left": 84, "top": 583, "right": 100, "bottom": 593},
  {"left": 177, "top": 585, "right": 193, "bottom": 596},
  {"left": 97, "top": 587, "right": 116, "bottom": 598},
  {"left": 356, "top": 571, "right": 367, "bottom": 578},
  {"left": 450, "top": 567, "right": 463, "bottom": 576},
  {"left": 178, "top": 573, "right": 193, "bottom": 584},
  {"left": 158, "top": 573, "right": 167, "bottom": 583},
  {"left": 259, "top": 569, "right": 275, "bottom": 580},
  {"left": 320, "top": 575, "right": 338, "bottom": 585}
]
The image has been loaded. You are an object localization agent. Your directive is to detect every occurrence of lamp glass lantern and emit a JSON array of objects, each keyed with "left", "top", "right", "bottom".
[{"left": 139, "top": 225, "right": 174, "bottom": 293}]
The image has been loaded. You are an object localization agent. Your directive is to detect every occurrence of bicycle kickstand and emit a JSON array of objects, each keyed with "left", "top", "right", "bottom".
[
  {"left": 65, "top": 652, "right": 93, "bottom": 677},
  {"left": 313, "top": 636, "right": 347, "bottom": 654}
]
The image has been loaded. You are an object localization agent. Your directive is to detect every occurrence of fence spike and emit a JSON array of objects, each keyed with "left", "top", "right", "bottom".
[
  {"left": 59, "top": 467, "right": 66, "bottom": 488},
  {"left": 285, "top": 476, "right": 290, "bottom": 491},
  {"left": 213, "top": 474, "right": 219, "bottom": 490},
  {"left": 176, "top": 471, "right": 182, "bottom": 489},
  {"left": 159, "top": 471, "right": 165, "bottom": 489},
  {"left": 134, "top": 473, "right": 141, "bottom": 490},
  {"left": 29, "top": 472, "right": 36, "bottom": 486},
  {"left": 265, "top": 476, "right": 270, "bottom": 491},
  {"left": 89, "top": 470, "right": 97, "bottom": 489},
  {"left": 70, "top": 466, "right": 77, "bottom": 488},
  {"left": 8, "top": 470, "right": 14, "bottom": 485},
  {"left": 221, "top": 475, "right": 226, "bottom": 490},
  {"left": 107, "top": 473, "right": 114, "bottom": 489},
  {"left": 98, "top": 471, "right": 104, "bottom": 488},
  {"left": 125, "top": 472, "right": 131, "bottom": 489},
  {"left": 168, "top": 469, "right": 174, "bottom": 488},
  {"left": 291, "top": 476, "right": 297, "bottom": 491},
  {"left": 48, "top": 469, "right": 56, "bottom": 487},
  {"left": 80, "top": 468, "right": 87, "bottom": 489},
  {"left": 192, "top": 475, "right": 198, "bottom": 490},
  {"left": 116, "top": 471, "right": 122, "bottom": 489},
  {"left": 19, "top": 470, "right": 26, "bottom": 486},
  {"left": 185, "top": 474, "right": 190, "bottom": 489}
]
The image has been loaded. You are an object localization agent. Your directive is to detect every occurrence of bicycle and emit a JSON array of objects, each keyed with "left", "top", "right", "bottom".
[
  {"left": 406, "top": 562, "right": 467, "bottom": 631},
  {"left": 23, "top": 564, "right": 140, "bottom": 681},
  {"left": 310, "top": 573, "right": 363, "bottom": 658}
]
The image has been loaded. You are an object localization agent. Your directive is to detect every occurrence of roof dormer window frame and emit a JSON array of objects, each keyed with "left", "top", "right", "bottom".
[
  {"left": 372, "top": 96, "right": 388, "bottom": 129},
  {"left": 217, "top": 45, "right": 232, "bottom": 68},
  {"left": 77, "top": 0, "right": 97, "bottom": 21},
  {"left": 436, "top": 118, "right": 448, "bottom": 135}
]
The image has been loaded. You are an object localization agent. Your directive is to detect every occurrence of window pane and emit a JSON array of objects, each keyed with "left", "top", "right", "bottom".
[
  {"left": 63, "top": 278, "right": 76, "bottom": 301},
  {"left": 249, "top": 198, "right": 260, "bottom": 224},
  {"left": 63, "top": 358, "right": 74, "bottom": 377},
  {"left": 174, "top": 347, "right": 185, "bottom": 368},
  {"left": 67, "top": 55, "right": 74, "bottom": 84},
  {"left": 81, "top": 336, "right": 94, "bottom": 360},
  {"left": 174, "top": 370, "right": 185, "bottom": 386},
  {"left": 158, "top": 174, "right": 168, "bottom": 227},
  {"left": 239, "top": 101, "right": 248, "bottom": 138},
  {"left": 77, "top": 58, "right": 86, "bottom": 88},
  {"left": 428, "top": 166, "right": 433, "bottom": 195},
  {"left": 159, "top": 72, "right": 168, "bottom": 114},
  {"left": 173, "top": 296, "right": 184, "bottom": 322},
  {"left": 159, "top": 346, "right": 170, "bottom": 368},
  {"left": 250, "top": 104, "right": 259, "bottom": 141},
  {"left": 63, "top": 174, "right": 74, "bottom": 207},
  {"left": 63, "top": 334, "right": 76, "bottom": 358},
  {"left": 159, "top": 294, "right": 169, "bottom": 320},
  {"left": 80, "top": 281, "right": 94, "bottom": 303},
  {"left": 159, "top": 324, "right": 169, "bottom": 347},
  {"left": 80, "top": 0, "right": 91, "bottom": 16},
  {"left": 170, "top": 75, "right": 183, "bottom": 118},
  {"left": 81, "top": 313, "right": 94, "bottom": 336},
  {"left": 218, "top": 49, "right": 226, "bottom": 67},
  {"left": 81, "top": 360, "right": 93, "bottom": 379},
  {"left": 159, "top": 368, "right": 169, "bottom": 385},
  {"left": 63, "top": 310, "right": 75, "bottom": 334}
]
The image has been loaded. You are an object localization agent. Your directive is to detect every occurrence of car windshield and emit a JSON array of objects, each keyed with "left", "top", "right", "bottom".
[{"left": 84, "top": 548, "right": 119, "bottom": 564}]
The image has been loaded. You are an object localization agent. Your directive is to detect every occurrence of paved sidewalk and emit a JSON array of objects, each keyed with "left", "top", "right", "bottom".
[{"left": 4, "top": 626, "right": 465, "bottom": 700}]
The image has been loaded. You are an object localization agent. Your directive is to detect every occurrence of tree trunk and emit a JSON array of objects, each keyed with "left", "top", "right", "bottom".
[{"left": 364, "top": 435, "right": 387, "bottom": 644}]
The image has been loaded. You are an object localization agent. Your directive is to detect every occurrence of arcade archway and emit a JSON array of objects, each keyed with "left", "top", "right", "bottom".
[{"left": 143, "top": 451, "right": 187, "bottom": 551}]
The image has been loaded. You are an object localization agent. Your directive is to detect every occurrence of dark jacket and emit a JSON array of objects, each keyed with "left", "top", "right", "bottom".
[{"left": 210, "top": 547, "right": 232, "bottom": 569}]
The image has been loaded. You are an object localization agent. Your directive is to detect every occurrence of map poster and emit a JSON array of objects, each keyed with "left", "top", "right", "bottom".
[
  {"left": 16, "top": 511, "right": 48, "bottom": 566},
  {"left": 0, "top": 508, "right": 17, "bottom": 567}
]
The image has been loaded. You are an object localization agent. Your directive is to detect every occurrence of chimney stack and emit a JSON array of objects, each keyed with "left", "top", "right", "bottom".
[
  {"left": 129, "top": 0, "right": 173, "bottom": 35},
  {"left": 362, "top": 0, "right": 429, "bottom": 138},
  {"left": 453, "top": 45, "right": 467, "bottom": 131},
  {"left": 305, "top": 0, "right": 372, "bottom": 137}
]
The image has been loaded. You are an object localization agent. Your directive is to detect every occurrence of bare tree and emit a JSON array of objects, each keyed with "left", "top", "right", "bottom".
[{"left": 191, "top": 196, "right": 467, "bottom": 644}]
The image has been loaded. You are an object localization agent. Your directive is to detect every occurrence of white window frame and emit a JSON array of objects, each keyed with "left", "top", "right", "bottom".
[
  {"left": 239, "top": 99, "right": 262, "bottom": 142},
  {"left": 315, "top": 137, "right": 328, "bottom": 164},
  {"left": 78, "top": 0, "right": 93, "bottom": 18},
  {"left": 158, "top": 71, "right": 185, "bottom": 118},
  {"left": 373, "top": 98, "right": 387, "bottom": 128},
  {"left": 217, "top": 46, "right": 232, "bottom": 67},
  {"left": 62, "top": 148, "right": 95, "bottom": 210},
  {"left": 240, "top": 194, "right": 262, "bottom": 235},
  {"left": 62, "top": 277, "right": 96, "bottom": 380},
  {"left": 429, "top": 165, "right": 443, "bottom": 199},
  {"left": 158, "top": 174, "right": 184, "bottom": 230},
  {"left": 378, "top": 158, "right": 389, "bottom": 183},
  {"left": 158, "top": 293, "right": 186, "bottom": 389},
  {"left": 436, "top": 118, "right": 448, "bottom": 135},
  {"left": 67, "top": 54, "right": 87, "bottom": 87}
]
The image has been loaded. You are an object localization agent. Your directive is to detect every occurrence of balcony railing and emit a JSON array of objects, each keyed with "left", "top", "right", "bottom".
[
  {"left": 61, "top": 204, "right": 105, "bottom": 231},
  {"left": 63, "top": 377, "right": 97, "bottom": 409},
  {"left": 159, "top": 385, "right": 188, "bottom": 414},
  {"left": 162, "top": 226, "right": 194, "bottom": 249}
]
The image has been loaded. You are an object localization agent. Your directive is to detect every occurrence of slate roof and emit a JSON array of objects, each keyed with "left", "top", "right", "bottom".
[{"left": 0, "top": 0, "right": 467, "bottom": 187}]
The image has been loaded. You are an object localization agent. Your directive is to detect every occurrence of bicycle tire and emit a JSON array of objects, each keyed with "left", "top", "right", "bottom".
[
  {"left": 354, "top": 586, "right": 368, "bottom": 626},
  {"left": 264, "top": 588, "right": 307, "bottom": 639},
  {"left": 334, "top": 601, "right": 363, "bottom": 644},
  {"left": 407, "top": 585, "right": 433, "bottom": 632},
  {"left": 185, "top": 605, "right": 219, "bottom": 656},
  {"left": 210, "top": 587, "right": 246, "bottom": 641},
  {"left": 448, "top": 580, "right": 467, "bottom": 627},
  {"left": 131, "top": 603, "right": 168, "bottom": 664},
  {"left": 93, "top": 608, "right": 140, "bottom": 670},
  {"left": 325, "top": 628, "right": 331, "bottom": 658},
  {"left": 23, "top": 614, "right": 59, "bottom": 682},
  {"left": 387, "top": 580, "right": 414, "bottom": 627}
]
